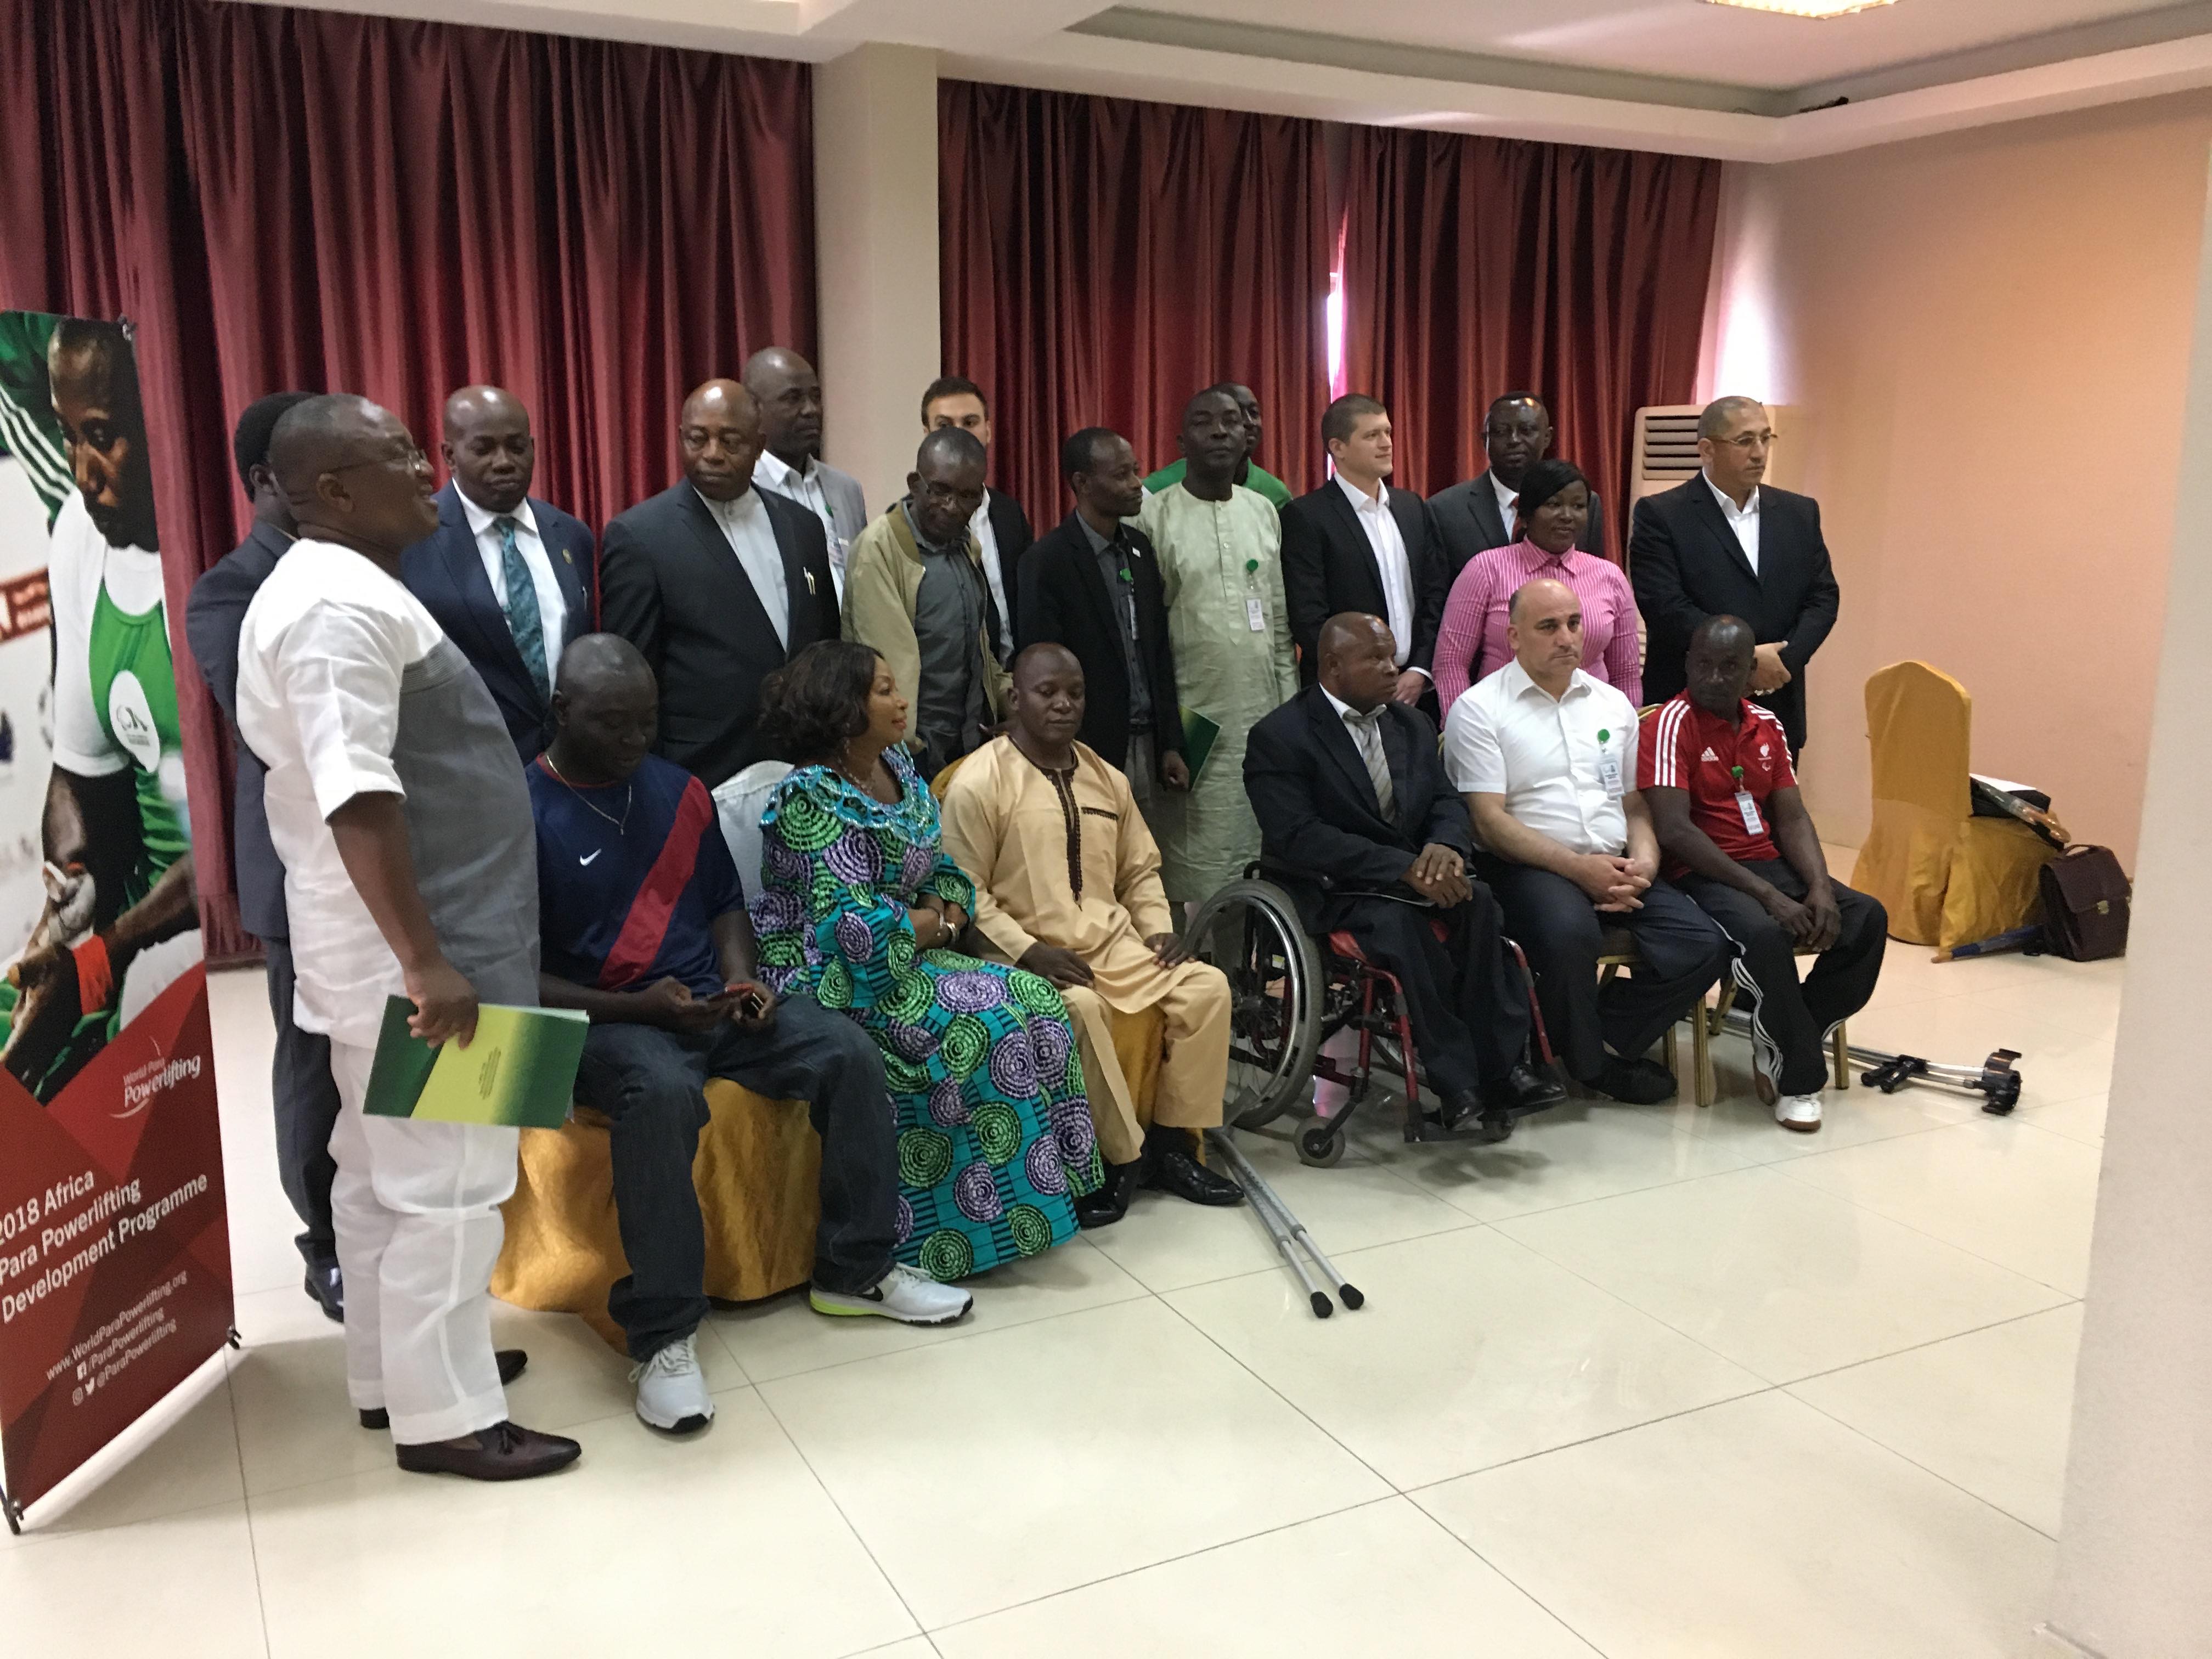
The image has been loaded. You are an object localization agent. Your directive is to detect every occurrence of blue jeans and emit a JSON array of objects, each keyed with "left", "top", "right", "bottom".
[{"left": 573, "top": 992, "right": 898, "bottom": 1359}]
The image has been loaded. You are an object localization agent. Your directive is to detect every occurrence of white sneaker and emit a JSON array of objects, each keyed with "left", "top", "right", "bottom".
[
  {"left": 810, "top": 1262, "right": 974, "bottom": 1326},
  {"left": 1775, "top": 1093, "right": 1823, "bottom": 1133},
  {"left": 631, "top": 1333, "right": 714, "bottom": 1433}
]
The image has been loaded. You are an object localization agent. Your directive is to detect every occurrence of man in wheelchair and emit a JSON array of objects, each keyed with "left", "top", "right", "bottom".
[{"left": 1244, "top": 613, "right": 1565, "bottom": 1141}]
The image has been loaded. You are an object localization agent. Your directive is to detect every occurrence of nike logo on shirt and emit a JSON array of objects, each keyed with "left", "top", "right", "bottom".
[{"left": 579, "top": 849, "right": 602, "bottom": 866}]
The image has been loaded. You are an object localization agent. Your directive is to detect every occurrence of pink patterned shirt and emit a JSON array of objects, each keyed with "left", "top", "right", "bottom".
[{"left": 1433, "top": 540, "right": 1643, "bottom": 713}]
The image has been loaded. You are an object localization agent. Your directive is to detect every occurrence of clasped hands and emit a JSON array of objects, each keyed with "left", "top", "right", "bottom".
[
  {"left": 1403, "top": 843, "right": 1473, "bottom": 906},
  {"left": 1750, "top": 641, "right": 1791, "bottom": 696},
  {"left": 1568, "top": 853, "right": 1656, "bottom": 913},
  {"left": 1760, "top": 882, "right": 1842, "bottom": 952}
]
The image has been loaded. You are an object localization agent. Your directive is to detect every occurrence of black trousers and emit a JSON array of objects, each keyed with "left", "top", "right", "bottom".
[
  {"left": 1675, "top": 861, "right": 1888, "bottom": 1096},
  {"left": 573, "top": 993, "right": 899, "bottom": 1359},
  {"left": 1322, "top": 886, "right": 1530, "bottom": 1098},
  {"left": 1477, "top": 860, "right": 1730, "bottom": 1084},
  {"left": 265, "top": 936, "right": 341, "bottom": 1271}
]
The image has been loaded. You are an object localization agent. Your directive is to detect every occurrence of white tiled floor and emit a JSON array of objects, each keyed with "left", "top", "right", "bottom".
[{"left": 4, "top": 869, "right": 2121, "bottom": 1658}]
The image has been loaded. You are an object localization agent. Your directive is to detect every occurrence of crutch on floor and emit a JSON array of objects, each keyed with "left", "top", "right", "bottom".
[
  {"left": 1710, "top": 1007, "right": 2025, "bottom": 1113},
  {"left": 1205, "top": 1128, "right": 1364, "bottom": 1319}
]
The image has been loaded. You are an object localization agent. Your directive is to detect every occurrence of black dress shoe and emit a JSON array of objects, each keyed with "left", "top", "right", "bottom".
[
  {"left": 394, "top": 1420, "right": 580, "bottom": 1482},
  {"left": 1437, "top": 1087, "right": 1486, "bottom": 1131},
  {"left": 1591, "top": 1057, "right": 1678, "bottom": 1105},
  {"left": 1489, "top": 1063, "right": 1568, "bottom": 1118},
  {"left": 1076, "top": 1159, "right": 1142, "bottom": 1229},
  {"left": 359, "top": 1350, "right": 529, "bottom": 1430},
  {"left": 1478, "top": 1106, "right": 1516, "bottom": 1144},
  {"left": 1143, "top": 1145, "right": 1245, "bottom": 1206},
  {"left": 303, "top": 1262, "right": 344, "bottom": 1324}
]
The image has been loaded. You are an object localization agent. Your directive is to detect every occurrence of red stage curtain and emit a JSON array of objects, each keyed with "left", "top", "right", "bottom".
[
  {"left": 0, "top": 0, "right": 814, "bottom": 960},
  {"left": 1340, "top": 126, "right": 1721, "bottom": 562},
  {"left": 940, "top": 81, "right": 1330, "bottom": 535}
]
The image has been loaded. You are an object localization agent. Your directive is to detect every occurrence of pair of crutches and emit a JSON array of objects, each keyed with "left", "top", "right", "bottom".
[{"left": 1205, "top": 1127, "right": 1364, "bottom": 1318}]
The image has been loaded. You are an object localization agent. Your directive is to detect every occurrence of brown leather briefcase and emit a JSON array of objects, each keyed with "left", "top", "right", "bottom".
[{"left": 2039, "top": 845, "right": 2131, "bottom": 961}]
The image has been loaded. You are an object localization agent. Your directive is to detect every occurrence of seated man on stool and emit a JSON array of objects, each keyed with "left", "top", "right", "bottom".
[
  {"left": 1639, "top": 614, "right": 1886, "bottom": 1131},
  {"left": 531, "top": 635, "right": 971, "bottom": 1436},
  {"left": 1446, "top": 578, "right": 1728, "bottom": 1104},
  {"left": 1246, "top": 613, "right": 1564, "bottom": 1141},
  {"left": 940, "top": 644, "right": 1244, "bottom": 1226}
]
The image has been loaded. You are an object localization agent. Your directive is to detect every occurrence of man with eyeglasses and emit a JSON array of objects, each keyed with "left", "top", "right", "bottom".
[
  {"left": 1630, "top": 397, "right": 1839, "bottom": 757},
  {"left": 1429, "top": 393, "right": 1605, "bottom": 581},
  {"left": 843, "top": 428, "right": 1009, "bottom": 777}
]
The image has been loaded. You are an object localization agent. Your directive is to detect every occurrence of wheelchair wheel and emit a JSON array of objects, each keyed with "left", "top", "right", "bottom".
[
  {"left": 1187, "top": 878, "right": 1325, "bottom": 1131},
  {"left": 1297, "top": 1122, "right": 1346, "bottom": 1168}
]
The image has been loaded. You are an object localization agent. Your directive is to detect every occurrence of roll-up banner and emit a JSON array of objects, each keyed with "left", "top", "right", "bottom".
[{"left": 0, "top": 311, "right": 231, "bottom": 1530}]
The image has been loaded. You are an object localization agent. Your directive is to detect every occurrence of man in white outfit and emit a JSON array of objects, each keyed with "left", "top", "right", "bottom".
[{"left": 238, "top": 394, "right": 578, "bottom": 1481}]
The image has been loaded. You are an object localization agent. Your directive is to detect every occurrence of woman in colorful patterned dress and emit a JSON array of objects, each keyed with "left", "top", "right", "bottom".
[{"left": 749, "top": 641, "right": 1100, "bottom": 1280}]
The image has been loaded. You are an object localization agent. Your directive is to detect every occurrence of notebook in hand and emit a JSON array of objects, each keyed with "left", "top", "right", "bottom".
[
  {"left": 362, "top": 996, "right": 586, "bottom": 1128},
  {"left": 1180, "top": 706, "right": 1222, "bottom": 785}
]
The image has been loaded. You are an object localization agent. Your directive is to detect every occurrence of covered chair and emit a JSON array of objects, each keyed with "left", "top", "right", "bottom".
[{"left": 1854, "top": 661, "right": 2059, "bottom": 949}]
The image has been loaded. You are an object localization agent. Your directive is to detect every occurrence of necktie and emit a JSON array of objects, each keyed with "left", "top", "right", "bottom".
[
  {"left": 496, "top": 516, "right": 550, "bottom": 701},
  {"left": 1345, "top": 708, "right": 1395, "bottom": 819}
]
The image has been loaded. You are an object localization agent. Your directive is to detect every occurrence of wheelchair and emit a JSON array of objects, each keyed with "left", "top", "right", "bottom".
[{"left": 1187, "top": 860, "right": 1551, "bottom": 1170}]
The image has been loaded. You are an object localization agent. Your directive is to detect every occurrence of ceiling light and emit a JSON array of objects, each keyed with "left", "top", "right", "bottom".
[{"left": 1702, "top": 0, "right": 1898, "bottom": 16}]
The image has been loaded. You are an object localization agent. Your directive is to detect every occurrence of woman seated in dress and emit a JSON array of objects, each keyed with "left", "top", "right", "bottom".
[
  {"left": 1431, "top": 458, "right": 1643, "bottom": 713},
  {"left": 749, "top": 640, "right": 1102, "bottom": 1282}
]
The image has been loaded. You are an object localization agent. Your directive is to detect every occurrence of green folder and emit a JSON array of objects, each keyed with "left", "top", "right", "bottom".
[
  {"left": 362, "top": 997, "right": 587, "bottom": 1128},
  {"left": 1180, "top": 706, "right": 1222, "bottom": 786}
]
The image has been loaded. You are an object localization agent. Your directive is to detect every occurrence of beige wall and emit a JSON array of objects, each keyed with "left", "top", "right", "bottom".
[{"left": 1701, "top": 93, "right": 2212, "bottom": 868}]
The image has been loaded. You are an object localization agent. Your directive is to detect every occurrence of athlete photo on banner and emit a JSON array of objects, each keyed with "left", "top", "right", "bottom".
[{"left": 0, "top": 311, "right": 229, "bottom": 1527}]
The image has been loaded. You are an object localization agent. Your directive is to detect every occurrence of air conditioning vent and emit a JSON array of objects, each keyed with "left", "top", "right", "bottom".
[{"left": 1633, "top": 407, "right": 1705, "bottom": 484}]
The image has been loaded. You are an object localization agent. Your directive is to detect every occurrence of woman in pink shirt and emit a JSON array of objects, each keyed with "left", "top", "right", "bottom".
[{"left": 1432, "top": 458, "right": 1643, "bottom": 712}]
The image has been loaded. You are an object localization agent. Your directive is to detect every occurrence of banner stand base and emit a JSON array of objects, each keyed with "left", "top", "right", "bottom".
[
  {"left": 228, "top": 1329, "right": 242, "bottom": 1350},
  {"left": 1, "top": 1481, "right": 21, "bottom": 1536}
]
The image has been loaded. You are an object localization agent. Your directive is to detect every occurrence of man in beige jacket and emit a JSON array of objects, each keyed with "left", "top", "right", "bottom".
[{"left": 841, "top": 428, "right": 1009, "bottom": 779}]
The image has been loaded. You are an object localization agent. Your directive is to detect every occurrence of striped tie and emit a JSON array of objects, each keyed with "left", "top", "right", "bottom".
[
  {"left": 1345, "top": 708, "right": 1395, "bottom": 819},
  {"left": 496, "top": 515, "right": 550, "bottom": 701}
]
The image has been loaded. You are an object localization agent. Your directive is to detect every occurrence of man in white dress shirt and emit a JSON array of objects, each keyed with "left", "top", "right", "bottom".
[
  {"left": 1444, "top": 577, "right": 1726, "bottom": 1104},
  {"left": 401, "top": 386, "right": 595, "bottom": 760},
  {"left": 922, "top": 375, "right": 1032, "bottom": 666},
  {"left": 240, "top": 393, "right": 577, "bottom": 1480},
  {"left": 743, "top": 347, "right": 867, "bottom": 594},
  {"left": 1281, "top": 393, "right": 1446, "bottom": 716}
]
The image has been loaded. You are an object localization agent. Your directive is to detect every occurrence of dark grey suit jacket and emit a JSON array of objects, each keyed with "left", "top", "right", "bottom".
[
  {"left": 1427, "top": 469, "right": 1607, "bottom": 581},
  {"left": 184, "top": 522, "right": 292, "bottom": 940}
]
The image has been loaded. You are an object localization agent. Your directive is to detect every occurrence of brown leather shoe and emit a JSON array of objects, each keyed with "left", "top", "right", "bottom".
[
  {"left": 359, "top": 1350, "right": 528, "bottom": 1430},
  {"left": 394, "top": 1420, "right": 581, "bottom": 1481}
]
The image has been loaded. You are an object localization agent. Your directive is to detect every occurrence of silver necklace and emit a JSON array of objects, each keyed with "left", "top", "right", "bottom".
[{"left": 541, "top": 754, "right": 634, "bottom": 834}]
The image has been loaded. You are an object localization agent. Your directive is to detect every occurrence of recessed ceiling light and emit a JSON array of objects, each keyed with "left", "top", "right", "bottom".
[{"left": 1703, "top": 0, "right": 1898, "bottom": 16}]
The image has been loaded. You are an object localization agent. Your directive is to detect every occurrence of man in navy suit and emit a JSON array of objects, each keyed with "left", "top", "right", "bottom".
[
  {"left": 400, "top": 386, "right": 595, "bottom": 760},
  {"left": 185, "top": 390, "right": 346, "bottom": 1322}
]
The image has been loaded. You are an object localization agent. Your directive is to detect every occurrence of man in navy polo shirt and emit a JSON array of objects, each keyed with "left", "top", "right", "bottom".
[
  {"left": 1638, "top": 614, "right": 1886, "bottom": 1132},
  {"left": 531, "top": 634, "right": 970, "bottom": 1436}
]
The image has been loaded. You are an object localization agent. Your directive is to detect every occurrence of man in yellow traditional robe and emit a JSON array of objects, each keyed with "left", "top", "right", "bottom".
[{"left": 941, "top": 645, "right": 1244, "bottom": 1226}]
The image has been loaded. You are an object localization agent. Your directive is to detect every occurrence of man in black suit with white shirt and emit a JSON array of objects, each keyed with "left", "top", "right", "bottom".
[
  {"left": 599, "top": 379, "right": 840, "bottom": 788},
  {"left": 401, "top": 386, "right": 595, "bottom": 761},
  {"left": 1280, "top": 394, "right": 1447, "bottom": 709},
  {"left": 1427, "top": 393, "right": 1606, "bottom": 578},
  {"left": 1629, "top": 396, "right": 1840, "bottom": 756},
  {"left": 1244, "top": 612, "right": 1562, "bottom": 1141}
]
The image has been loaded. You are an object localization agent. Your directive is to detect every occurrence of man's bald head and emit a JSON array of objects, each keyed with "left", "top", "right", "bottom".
[
  {"left": 269, "top": 394, "right": 439, "bottom": 558},
  {"left": 680, "top": 379, "right": 765, "bottom": 502},
  {"left": 1317, "top": 612, "right": 1400, "bottom": 712},
  {"left": 441, "top": 384, "right": 534, "bottom": 514},
  {"left": 1505, "top": 577, "right": 1584, "bottom": 685},
  {"left": 1684, "top": 613, "right": 1757, "bottom": 716},
  {"left": 549, "top": 633, "right": 659, "bottom": 782},
  {"left": 1007, "top": 642, "right": 1086, "bottom": 748},
  {"left": 1691, "top": 613, "right": 1754, "bottom": 654},
  {"left": 742, "top": 346, "right": 823, "bottom": 464}
]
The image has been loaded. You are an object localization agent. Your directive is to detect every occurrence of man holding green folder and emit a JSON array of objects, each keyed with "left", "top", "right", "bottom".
[{"left": 238, "top": 396, "right": 579, "bottom": 1483}]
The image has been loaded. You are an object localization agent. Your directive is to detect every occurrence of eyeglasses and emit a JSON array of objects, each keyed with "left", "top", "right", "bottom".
[
  {"left": 1712, "top": 432, "right": 1778, "bottom": 452},
  {"left": 918, "top": 479, "right": 985, "bottom": 513},
  {"left": 327, "top": 444, "right": 427, "bottom": 474}
]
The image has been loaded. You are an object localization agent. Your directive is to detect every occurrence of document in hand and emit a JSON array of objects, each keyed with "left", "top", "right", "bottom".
[
  {"left": 1180, "top": 706, "right": 1222, "bottom": 786},
  {"left": 362, "top": 997, "right": 586, "bottom": 1128}
]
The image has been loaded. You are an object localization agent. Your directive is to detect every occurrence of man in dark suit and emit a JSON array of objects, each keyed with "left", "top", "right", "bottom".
[
  {"left": 400, "top": 386, "right": 595, "bottom": 761},
  {"left": 183, "top": 390, "right": 345, "bottom": 1323},
  {"left": 600, "top": 379, "right": 840, "bottom": 788},
  {"left": 923, "top": 375, "right": 1032, "bottom": 664},
  {"left": 1245, "top": 612, "right": 1563, "bottom": 1141},
  {"left": 1427, "top": 393, "right": 1606, "bottom": 577},
  {"left": 1629, "top": 396, "right": 1840, "bottom": 755},
  {"left": 1016, "top": 427, "right": 1189, "bottom": 811},
  {"left": 1280, "top": 394, "right": 1446, "bottom": 709}
]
